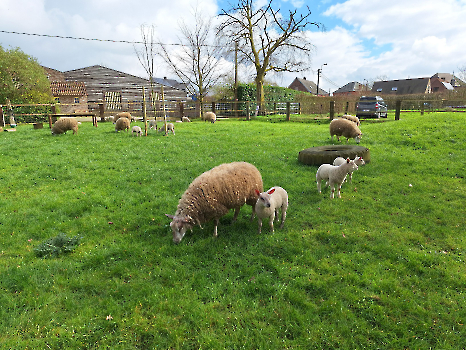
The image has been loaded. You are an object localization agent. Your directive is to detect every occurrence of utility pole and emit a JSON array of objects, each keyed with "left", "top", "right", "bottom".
[{"left": 316, "top": 63, "right": 327, "bottom": 96}]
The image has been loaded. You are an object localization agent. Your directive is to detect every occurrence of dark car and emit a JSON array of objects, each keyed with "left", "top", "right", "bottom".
[{"left": 356, "top": 96, "right": 388, "bottom": 118}]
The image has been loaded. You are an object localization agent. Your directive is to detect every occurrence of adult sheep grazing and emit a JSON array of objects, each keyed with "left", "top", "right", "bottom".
[
  {"left": 341, "top": 114, "right": 360, "bottom": 126},
  {"left": 113, "top": 112, "right": 133, "bottom": 123},
  {"left": 202, "top": 111, "right": 216, "bottom": 123},
  {"left": 158, "top": 123, "right": 175, "bottom": 135},
  {"left": 330, "top": 118, "right": 362, "bottom": 144},
  {"left": 333, "top": 156, "right": 365, "bottom": 182},
  {"left": 51, "top": 117, "right": 79, "bottom": 135},
  {"left": 149, "top": 120, "right": 157, "bottom": 130},
  {"left": 316, "top": 158, "right": 359, "bottom": 199},
  {"left": 254, "top": 186, "right": 288, "bottom": 234},
  {"left": 182, "top": 116, "right": 191, "bottom": 122},
  {"left": 166, "top": 162, "right": 263, "bottom": 244},
  {"left": 115, "top": 117, "right": 130, "bottom": 132}
]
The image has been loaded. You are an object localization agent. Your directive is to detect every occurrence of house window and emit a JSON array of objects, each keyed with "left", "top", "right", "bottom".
[
  {"left": 377, "top": 88, "right": 382, "bottom": 92},
  {"left": 74, "top": 97, "right": 80, "bottom": 104},
  {"left": 391, "top": 87, "right": 397, "bottom": 91}
]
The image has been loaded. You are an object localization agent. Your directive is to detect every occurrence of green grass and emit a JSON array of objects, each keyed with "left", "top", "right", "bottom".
[{"left": 1, "top": 113, "right": 465, "bottom": 349}]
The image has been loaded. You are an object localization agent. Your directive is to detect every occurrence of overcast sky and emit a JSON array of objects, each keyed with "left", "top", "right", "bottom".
[{"left": 1, "top": 0, "right": 466, "bottom": 94}]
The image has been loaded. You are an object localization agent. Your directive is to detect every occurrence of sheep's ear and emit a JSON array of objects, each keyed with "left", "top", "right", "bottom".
[
  {"left": 267, "top": 188, "right": 276, "bottom": 195},
  {"left": 346, "top": 158, "right": 350, "bottom": 163},
  {"left": 255, "top": 189, "right": 261, "bottom": 196}
]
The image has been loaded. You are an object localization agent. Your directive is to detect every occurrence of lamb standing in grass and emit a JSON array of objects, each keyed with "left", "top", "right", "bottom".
[
  {"left": 182, "top": 116, "right": 191, "bottom": 122},
  {"left": 166, "top": 162, "right": 263, "bottom": 244},
  {"left": 115, "top": 117, "right": 130, "bottom": 132},
  {"left": 254, "top": 187, "right": 288, "bottom": 234},
  {"left": 158, "top": 123, "right": 175, "bottom": 135},
  {"left": 316, "top": 158, "right": 359, "bottom": 199},
  {"left": 341, "top": 114, "right": 360, "bottom": 126},
  {"left": 330, "top": 118, "right": 362, "bottom": 143},
  {"left": 202, "top": 112, "right": 216, "bottom": 123},
  {"left": 333, "top": 156, "right": 365, "bottom": 182},
  {"left": 51, "top": 117, "right": 79, "bottom": 135},
  {"left": 132, "top": 125, "right": 143, "bottom": 136},
  {"left": 149, "top": 120, "right": 157, "bottom": 129}
]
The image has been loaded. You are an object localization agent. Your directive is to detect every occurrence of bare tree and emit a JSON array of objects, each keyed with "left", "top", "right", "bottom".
[
  {"left": 158, "top": 9, "right": 226, "bottom": 118},
  {"left": 217, "top": 0, "right": 321, "bottom": 112},
  {"left": 134, "top": 24, "right": 157, "bottom": 92}
]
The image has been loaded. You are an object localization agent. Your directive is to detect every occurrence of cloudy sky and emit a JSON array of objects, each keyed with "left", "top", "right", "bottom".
[{"left": 1, "top": 0, "right": 466, "bottom": 94}]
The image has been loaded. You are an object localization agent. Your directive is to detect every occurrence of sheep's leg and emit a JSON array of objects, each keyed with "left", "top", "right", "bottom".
[
  {"left": 279, "top": 207, "right": 286, "bottom": 229},
  {"left": 232, "top": 207, "right": 240, "bottom": 223},
  {"left": 257, "top": 219, "right": 263, "bottom": 234},
  {"left": 250, "top": 205, "right": 256, "bottom": 222},
  {"left": 213, "top": 218, "right": 219, "bottom": 237},
  {"left": 317, "top": 179, "right": 322, "bottom": 193},
  {"left": 337, "top": 183, "right": 342, "bottom": 198},
  {"left": 330, "top": 184, "right": 335, "bottom": 199},
  {"left": 268, "top": 212, "right": 275, "bottom": 233}
]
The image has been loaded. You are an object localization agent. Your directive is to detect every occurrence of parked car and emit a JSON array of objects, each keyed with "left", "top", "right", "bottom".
[{"left": 356, "top": 96, "right": 388, "bottom": 118}]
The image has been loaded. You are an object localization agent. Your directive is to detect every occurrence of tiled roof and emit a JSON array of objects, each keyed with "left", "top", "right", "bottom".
[{"left": 50, "top": 81, "right": 87, "bottom": 96}]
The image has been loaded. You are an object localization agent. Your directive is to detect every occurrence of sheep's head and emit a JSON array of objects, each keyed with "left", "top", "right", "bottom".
[
  {"left": 255, "top": 188, "right": 275, "bottom": 208},
  {"left": 165, "top": 214, "right": 193, "bottom": 244},
  {"left": 354, "top": 133, "right": 362, "bottom": 143}
]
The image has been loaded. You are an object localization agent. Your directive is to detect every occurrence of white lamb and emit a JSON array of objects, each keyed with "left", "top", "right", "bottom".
[
  {"left": 131, "top": 125, "right": 143, "bottom": 136},
  {"left": 316, "top": 158, "right": 359, "bottom": 199},
  {"left": 158, "top": 123, "right": 175, "bottom": 135},
  {"left": 254, "top": 187, "right": 288, "bottom": 234},
  {"left": 333, "top": 156, "right": 365, "bottom": 182},
  {"left": 182, "top": 116, "right": 191, "bottom": 122},
  {"left": 149, "top": 120, "right": 157, "bottom": 130}
]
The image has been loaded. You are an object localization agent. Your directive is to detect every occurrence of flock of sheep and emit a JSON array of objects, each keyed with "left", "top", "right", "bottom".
[{"left": 50, "top": 111, "right": 366, "bottom": 244}]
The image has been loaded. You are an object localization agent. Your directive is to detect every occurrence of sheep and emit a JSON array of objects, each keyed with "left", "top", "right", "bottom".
[
  {"left": 341, "top": 114, "right": 360, "bottom": 126},
  {"left": 158, "top": 123, "right": 175, "bottom": 135},
  {"left": 316, "top": 158, "right": 359, "bottom": 199},
  {"left": 113, "top": 112, "right": 133, "bottom": 123},
  {"left": 202, "top": 111, "right": 216, "bottom": 123},
  {"left": 115, "top": 117, "right": 130, "bottom": 132},
  {"left": 105, "top": 116, "right": 114, "bottom": 123},
  {"left": 254, "top": 186, "right": 288, "bottom": 234},
  {"left": 131, "top": 125, "right": 143, "bottom": 136},
  {"left": 182, "top": 116, "right": 191, "bottom": 122},
  {"left": 333, "top": 156, "right": 365, "bottom": 183},
  {"left": 51, "top": 117, "right": 79, "bottom": 135},
  {"left": 330, "top": 118, "right": 362, "bottom": 143},
  {"left": 166, "top": 161, "right": 263, "bottom": 244},
  {"left": 149, "top": 120, "right": 157, "bottom": 130}
]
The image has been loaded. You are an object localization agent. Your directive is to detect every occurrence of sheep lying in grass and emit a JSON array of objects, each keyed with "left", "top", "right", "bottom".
[
  {"left": 341, "top": 114, "right": 360, "bottom": 126},
  {"left": 131, "top": 125, "right": 143, "bottom": 136},
  {"left": 316, "top": 158, "right": 359, "bottom": 199},
  {"left": 113, "top": 112, "right": 133, "bottom": 123},
  {"left": 115, "top": 117, "right": 130, "bottom": 132},
  {"left": 158, "top": 123, "right": 175, "bottom": 135},
  {"left": 182, "top": 116, "right": 191, "bottom": 122},
  {"left": 330, "top": 118, "right": 362, "bottom": 143},
  {"left": 202, "top": 112, "right": 216, "bottom": 123},
  {"left": 333, "top": 156, "right": 365, "bottom": 182},
  {"left": 254, "top": 186, "right": 288, "bottom": 234},
  {"left": 149, "top": 120, "right": 157, "bottom": 130},
  {"left": 51, "top": 117, "right": 79, "bottom": 135},
  {"left": 166, "top": 162, "right": 263, "bottom": 244}
]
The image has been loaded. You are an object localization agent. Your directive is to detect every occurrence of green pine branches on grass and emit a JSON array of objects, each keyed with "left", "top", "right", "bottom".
[{"left": 0, "top": 114, "right": 465, "bottom": 349}]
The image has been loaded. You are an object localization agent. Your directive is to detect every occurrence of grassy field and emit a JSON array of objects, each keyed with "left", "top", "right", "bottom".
[{"left": 0, "top": 113, "right": 465, "bottom": 349}]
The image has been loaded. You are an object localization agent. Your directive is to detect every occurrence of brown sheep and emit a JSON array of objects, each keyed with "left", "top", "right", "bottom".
[
  {"left": 115, "top": 117, "right": 130, "bottom": 132},
  {"left": 51, "top": 118, "right": 79, "bottom": 135}
]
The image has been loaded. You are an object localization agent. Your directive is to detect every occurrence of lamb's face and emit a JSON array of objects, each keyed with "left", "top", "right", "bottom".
[{"left": 354, "top": 134, "right": 362, "bottom": 143}]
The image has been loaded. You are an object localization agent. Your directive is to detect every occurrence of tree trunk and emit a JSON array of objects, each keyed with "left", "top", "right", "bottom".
[{"left": 255, "top": 75, "right": 265, "bottom": 116}]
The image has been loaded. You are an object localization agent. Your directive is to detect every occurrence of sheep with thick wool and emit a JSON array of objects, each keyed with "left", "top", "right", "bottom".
[
  {"left": 166, "top": 162, "right": 263, "bottom": 244},
  {"left": 333, "top": 156, "right": 365, "bottom": 183},
  {"left": 202, "top": 111, "right": 216, "bottom": 123},
  {"left": 51, "top": 117, "right": 79, "bottom": 135},
  {"left": 113, "top": 112, "right": 134, "bottom": 123},
  {"left": 330, "top": 118, "right": 362, "bottom": 143},
  {"left": 341, "top": 114, "right": 360, "bottom": 126},
  {"left": 316, "top": 158, "right": 359, "bottom": 199},
  {"left": 115, "top": 117, "right": 130, "bottom": 132},
  {"left": 254, "top": 186, "right": 288, "bottom": 234},
  {"left": 131, "top": 125, "right": 143, "bottom": 136}
]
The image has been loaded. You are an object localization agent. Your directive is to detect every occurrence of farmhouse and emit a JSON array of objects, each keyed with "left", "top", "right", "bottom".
[
  {"left": 288, "top": 77, "right": 328, "bottom": 96},
  {"left": 333, "top": 81, "right": 368, "bottom": 96}
]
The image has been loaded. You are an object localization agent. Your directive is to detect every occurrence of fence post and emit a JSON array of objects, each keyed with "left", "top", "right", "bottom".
[
  {"left": 329, "top": 101, "right": 335, "bottom": 120},
  {"left": 211, "top": 102, "right": 216, "bottom": 114},
  {"left": 246, "top": 102, "right": 250, "bottom": 121},
  {"left": 0, "top": 105, "right": 4, "bottom": 127},
  {"left": 345, "top": 101, "right": 349, "bottom": 114},
  {"left": 179, "top": 102, "right": 184, "bottom": 121},
  {"left": 395, "top": 100, "right": 401, "bottom": 120},
  {"left": 420, "top": 101, "right": 424, "bottom": 115},
  {"left": 99, "top": 102, "right": 105, "bottom": 122},
  {"left": 286, "top": 102, "right": 291, "bottom": 121}
]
